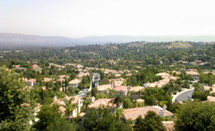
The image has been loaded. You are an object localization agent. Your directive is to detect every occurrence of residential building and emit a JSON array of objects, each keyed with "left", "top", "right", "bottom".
[
  {"left": 114, "top": 86, "right": 128, "bottom": 95},
  {"left": 69, "top": 78, "right": 81, "bottom": 88},
  {"left": 123, "top": 105, "right": 173, "bottom": 121},
  {"left": 43, "top": 78, "right": 52, "bottom": 83},
  {"left": 97, "top": 84, "right": 112, "bottom": 94},
  {"left": 52, "top": 95, "right": 83, "bottom": 118},
  {"left": 88, "top": 98, "right": 115, "bottom": 108},
  {"left": 186, "top": 70, "right": 199, "bottom": 80},
  {"left": 93, "top": 73, "right": 101, "bottom": 84},
  {"left": 26, "top": 78, "right": 37, "bottom": 86},
  {"left": 162, "top": 121, "right": 175, "bottom": 131}
]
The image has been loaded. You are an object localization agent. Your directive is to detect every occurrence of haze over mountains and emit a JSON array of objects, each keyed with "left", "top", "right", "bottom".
[{"left": 0, "top": 33, "right": 215, "bottom": 48}]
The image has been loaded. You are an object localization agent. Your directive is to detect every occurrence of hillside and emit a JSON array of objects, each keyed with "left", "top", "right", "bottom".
[
  {"left": 0, "top": 33, "right": 215, "bottom": 48},
  {"left": 167, "top": 42, "right": 192, "bottom": 48}
]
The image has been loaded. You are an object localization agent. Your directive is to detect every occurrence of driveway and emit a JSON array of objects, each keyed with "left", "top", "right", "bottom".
[{"left": 172, "top": 88, "right": 194, "bottom": 102}]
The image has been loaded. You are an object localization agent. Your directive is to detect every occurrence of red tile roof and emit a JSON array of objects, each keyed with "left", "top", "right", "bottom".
[
  {"left": 123, "top": 106, "right": 173, "bottom": 120},
  {"left": 114, "top": 86, "right": 128, "bottom": 92},
  {"left": 88, "top": 98, "right": 115, "bottom": 108}
]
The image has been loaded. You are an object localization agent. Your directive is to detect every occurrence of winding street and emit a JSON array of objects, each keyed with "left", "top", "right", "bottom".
[{"left": 172, "top": 88, "right": 195, "bottom": 103}]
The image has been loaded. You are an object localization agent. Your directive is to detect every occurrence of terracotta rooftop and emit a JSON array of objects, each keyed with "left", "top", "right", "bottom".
[
  {"left": 114, "top": 86, "right": 128, "bottom": 92},
  {"left": 162, "top": 121, "right": 175, "bottom": 131},
  {"left": 57, "top": 78, "right": 65, "bottom": 82},
  {"left": 207, "top": 96, "right": 215, "bottom": 102},
  {"left": 43, "top": 78, "right": 52, "bottom": 82},
  {"left": 32, "top": 64, "right": 39, "bottom": 68},
  {"left": 69, "top": 78, "right": 81, "bottom": 84},
  {"left": 156, "top": 72, "right": 170, "bottom": 78},
  {"left": 52, "top": 95, "right": 83, "bottom": 112},
  {"left": 186, "top": 71, "right": 199, "bottom": 75},
  {"left": 136, "top": 99, "right": 145, "bottom": 103},
  {"left": 77, "top": 72, "right": 90, "bottom": 78},
  {"left": 26, "top": 79, "right": 36, "bottom": 83},
  {"left": 79, "top": 112, "right": 86, "bottom": 117},
  {"left": 97, "top": 84, "right": 112, "bottom": 91},
  {"left": 59, "top": 75, "right": 69, "bottom": 79},
  {"left": 129, "top": 86, "right": 144, "bottom": 92},
  {"left": 88, "top": 98, "right": 115, "bottom": 108},
  {"left": 123, "top": 106, "right": 173, "bottom": 120}
]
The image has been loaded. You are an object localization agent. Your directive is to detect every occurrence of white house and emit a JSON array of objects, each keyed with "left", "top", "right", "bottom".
[
  {"left": 26, "top": 79, "right": 37, "bottom": 86},
  {"left": 69, "top": 78, "right": 81, "bottom": 88}
]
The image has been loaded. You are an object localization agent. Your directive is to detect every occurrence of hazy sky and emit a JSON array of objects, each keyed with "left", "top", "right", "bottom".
[{"left": 0, "top": 0, "right": 215, "bottom": 38}]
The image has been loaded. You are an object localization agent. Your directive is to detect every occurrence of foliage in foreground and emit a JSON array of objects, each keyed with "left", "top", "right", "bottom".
[
  {"left": 0, "top": 67, "right": 33, "bottom": 131},
  {"left": 176, "top": 101, "right": 215, "bottom": 131},
  {"left": 134, "top": 111, "right": 165, "bottom": 131}
]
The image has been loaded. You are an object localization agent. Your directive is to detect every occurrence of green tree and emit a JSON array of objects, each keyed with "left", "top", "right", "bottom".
[
  {"left": 33, "top": 104, "right": 76, "bottom": 131},
  {"left": 176, "top": 101, "right": 215, "bottom": 131},
  {"left": 113, "top": 95, "right": 124, "bottom": 107},
  {"left": 192, "top": 83, "right": 208, "bottom": 101},
  {"left": 123, "top": 97, "right": 134, "bottom": 109},
  {"left": 134, "top": 111, "right": 165, "bottom": 131},
  {"left": 79, "top": 108, "right": 131, "bottom": 131},
  {"left": 83, "top": 97, "right": 92, "bottom": 111},
  {"left": 63, "top": 98, "right": 77, "bottom": 120},
  {"left": 0, "top": 67, "right": 33, "bottom": 131},
  {"left": 47, "top": 119, "right": 77, "bottom": 131}
]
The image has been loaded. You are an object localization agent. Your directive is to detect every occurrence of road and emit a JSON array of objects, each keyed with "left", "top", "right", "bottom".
[
  {"left": 175, "top": 89, "right": 194, "bottom": 102},
  {"left": 172, "top": 88, "right": 194, "bottom": 102}
]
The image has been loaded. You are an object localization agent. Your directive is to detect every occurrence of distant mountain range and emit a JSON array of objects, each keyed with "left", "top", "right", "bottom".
[{"left": 0, "top": 33, "right": 215, "bottom": 48}]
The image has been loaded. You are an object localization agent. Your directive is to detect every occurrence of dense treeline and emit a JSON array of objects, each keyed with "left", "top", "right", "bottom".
[{"left": 1, "top": 42, "right": 215, "bottom": 70}]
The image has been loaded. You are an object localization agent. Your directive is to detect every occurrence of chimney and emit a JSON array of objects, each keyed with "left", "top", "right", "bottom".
[
  {"left": 111, "top": 80, "right": 114, "bottom": 89},
  {"left": 159, "top": 105, "right": 166, "bottom": 117},
  {"left": 119, "top": 102, "right": 123, "bottom": 109},
  {"left": 78, "top": 99, "right": 81, "bottom": 113},
  {"left": 163, "top": 105, "right": 167, "bottom": 111},
  {"left": 95, "top": 83, "right": 99, "bottom": 88},
  {"left": 54, "top": 96, "right": 57, "bottom": 101},
  {"left": 88, "top": 82, "right": 92, "bottom": 92},
  {"left": 91, "top": 96, "right": 95, "bottom": 102}
]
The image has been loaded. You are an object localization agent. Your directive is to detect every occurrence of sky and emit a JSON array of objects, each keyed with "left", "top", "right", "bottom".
[{"left": 0, "top": 0, "right": 215, "bottom": 38}]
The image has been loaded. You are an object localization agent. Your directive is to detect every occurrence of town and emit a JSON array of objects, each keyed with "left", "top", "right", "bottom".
[
  {"left": 1, "top": 41, "right": 215, "bottom": 131},
  {"left": 1, "top": 0, "right": 215, "bottom": 130}
]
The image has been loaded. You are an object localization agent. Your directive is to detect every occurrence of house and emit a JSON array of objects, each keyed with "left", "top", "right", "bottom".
[
  {"left": 186, "top": 70, "right": 199, "bottom": 80},
  {"left": 93, "top": 73, "right": 101, "bottom": 84},
  {"left": 53, "top": 78, "right": 65, "bottom": 90},
  {"left": 129, "top": 86, "right": 144, "bottom": 93},
  {"left": 14, "top": 65, "right": 27, "bottom": 71},
  {"left": 115, "top": 73, "right": 121, "bottom": 77},
  {"left": 172, "top": 71, "right": 181, "bottom": 75},
  {"left": 114, "top": 86, "right": 128, "bottom": 95},
  {"left": 88, "top": 98, "right": 115, "bottom": 108},
  {"left": 144, "top": 75, "right": 178, "bottom": 88},
  {"left": 77, "top": 72, "right": 90, "bottom": 78},
  {"left": 52, "top": 95, "right": 83, "bottom": 118},
  {"left": 26, "top": 79, "right": 37, "bottom": 86},
  {"left": 97, "top": 84, "right": 112, "bottom": 94},
  {"left": 207, "top": 96, "right": 215, "bottom": 102},
  {"left": 136, "top": 98, "right": 145, "bottom": 103},
  {"left": 156, "top": 72, "right": 170, "bottom": 78},
  {"left": 43, "top": 78, "right": 52, "bottom": 83},
  {"left": 69, "top": 78, "right": 81, "bottom": 88},
  {"left": 59, "top": 75, "right": 69, "bottom": 79},
  {"left": 123, "top": 105, "right": 173, "bottom": 121},
  {"left": 49, "top": 63, "right": 65, "bottom": 70},
  {"left": 162, "top": 121, "right": 175, "bottom": 131},
  {"left": 110, "top": 78, "right": 125, "bottom": 87},
  {"left": 32, "top": 64, "right": 41, "bottom": 70},
  {"left": 203, "top": 84, "right": 215, "bottom": 94}
]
